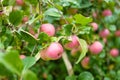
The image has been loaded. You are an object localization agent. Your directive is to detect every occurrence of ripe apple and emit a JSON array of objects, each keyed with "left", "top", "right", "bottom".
[
  {"left": 64, "top": 35, "right": 79, "bottom": 50},
  {"left": 102, "top": 9, "right": 112, "bottom": 16},
  {"left": 16, "top": 0, "right": 24, "bottom": 6},
  {"left": 110, "top": 48, "right": 119, "bottom": 57},
  {"left": 0, "top": 11, "right": 3, "bottom": 16},
  {"left": 28, "top": 27, "right": 35, "bottom": 35},
  {"left": 89, "top": 41, "right": 103, "bottom": 54},
  {"left": 92, "top": 12, "right": 97, "bottom": 18},
  {"left": 40, "top": 23, "right": 55, "bottom": 36},
  {"left": 22, "top": 16, "right": 28, "bottom": 23},
  {"left": 20, "top": 55, "right": 26, "bottom": 59},
  {"left": 90, "top": 22, "right": 98, "bottom": 31},
  {"left": 115, "top": 30, "right": 120, "bottom": 37},
  {"left": 40, "top": 42, "right": 64, "bottom": 60},
  {"left": 99, "top": 29, "right": 110, "bottom": 38},
  {"left": 71, "top": 46, "right": 81, "bottom": 56},
  {"left": 81, "top": 56, "right": 90, "bottom": 69},
  {"left": 103, "top": 38, "right": 107, "bottom": 44}
]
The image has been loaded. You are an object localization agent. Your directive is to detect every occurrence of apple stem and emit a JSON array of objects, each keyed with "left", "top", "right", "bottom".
[
  {"left": 56, "top": 36, "right": 65, "bottom": 42},
  {"left": 62, "top": 52, "right": 74, "bottom": 76}
]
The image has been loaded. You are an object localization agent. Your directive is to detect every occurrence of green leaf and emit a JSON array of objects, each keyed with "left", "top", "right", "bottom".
[
  {"left": 78, "top": 27, "right": 91, "bottom": 35},
  {"left": 78, "top": 71, "right": 94, "bottom": 80},
  {"left": 0, "top": 25, "right": 6, "bottom": 37},
  {"left": 74, "top": 14, "right": 92, "bottom": 25},
  {"left": 27, "top": 15, "right": 43, "bottom": 25},
  {"left": 104, "top": 0, "right": 113, "bottom": 3},
  {"left": 23, "top": 70, "right": 38, "bottom": 80},
  {"left": 116, "top": 70, "right": 120, "bottom": 80},
  {"left": 2, "top": 0, "right": 15, "bottom": 6},
  {"left": 44, "top": 8, "right": 62, "bottom": 17},
  {"left": 0, "top": 63, "right": 12, "bottom": 76},
  {"left": 63, "top": 24, "right": 73, "bottom": 36},
  {"left": 109, "top": 25, "right": 116, "bottom": 32},
  {"left": 9, "top": 0, "right": 15, "bottom": 5},
  {"left": 22, "top": 57, "right": 36, "bottom": 70},
  {"left": 25, "top": 0, "right": 37, "bottom": 5},
  {"left": 65, "top": 75, "right": 77, "bottom": 80},
  {"left": 104, "top": 15, "right": 117, "bottom": 24},
  {"left": 78, "top": 0, "right": 92, "bottom": 8},
  {"left": 76, "top": 39, "right": 88, "bottom": 64},
  {"left": 0, "top": 50, "right": 23, "bottom": 76},
  {"left": 9, "top": 10, "right": 23, "bottom": 26},
  {"left": 44, "top": 16, "right": 60, "bottom": 23},
  {"left": 38, "top": 32, "right": 50, "bottom": 43},
  {"left": 20, "top": 29, "right": 38, "bottom": 44}
]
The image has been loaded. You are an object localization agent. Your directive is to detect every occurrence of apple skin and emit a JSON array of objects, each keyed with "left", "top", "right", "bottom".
[
  {"left": 22, "top": 16, "right": 28, "bottom": 23},
  {"left": 90, "top": 22, "right": 98, "bottom": 31},
  {"left": 110, "top": 48, "right": 119, "bottom": 57},
  {"left": 99, "top": 29, "right": 110, "bottom": 38},
  {"left": 16, "top": 0, "right": 24, "bottom": 6},
  {"left": 40, "top": 49, "right": 49, "bottom": 61},
  {"left": 71, "top": 46, "right": 81, "bottom": 56},
  {"left": 103, "top": 38, "right": 107, "bottom": 44},
  {"left": 64, "top": 35, "right": 79, "bottom": 50},
  {"left": 40, "top": 42, "right": 64, "bottom": 60},
  {"left": 102, "top": 9, "right": 112, "bottom": 16},
  {"left": 81, "top": 56, "right": 90, "bottom": 69},
  {"left": 20, "top": 55, "right": 26, "bottom": 59},
  {"left": 89, "top": 41, "right": 103, "bottom": 54},
  {"left": 115, "top": 30, "right": 120, "bottom": 37},
  {"left": 0, "top": 11, "right": 3, "bottom": 16},
  {"left": 92, "top": 12, "right": 97, "bottom": 18},
  {"left": 28, "top": 27, "right": 35, "bottom": 35},
  {"left": 40, "top": 23, "right": 55, "bottom": 36}
]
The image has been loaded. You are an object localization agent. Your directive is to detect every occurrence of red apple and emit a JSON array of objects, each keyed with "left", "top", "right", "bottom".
[
  {"left": 20, "top": 55, "right": 26, "bottom": 59},
  {"left": 0, "top": 11, "right": 3, "bottom": 16},
  {"left": 16, "top": 0, "right": 24, "bottom": 6},
  {"left": 71, "top": 46, "right": 81, "bottom": 56},
  {"left": 40, "top": 23, "right": 55, "bottom": 36},
  {"left": 110, "top": 48, "right": 119, "bottom": 57},
  {"left": 64, "top": 35, "right": 79, "bottom": 50},
  {"left": 99, "top": 29, "right": 110, "bottom": 38},
  {"left": 81, "top": 56, "right": 90, "bottom": 69},
  {"left": 92, "top": 12, "right": 97, "bottom": 18},
  {"left": 89, "top": 41, "right": 103, "bottom": 54},
  {"left": 103, "top": 38, "right": 107, "bottom": 44},
  {"left": 40, "top": 49, "right": 49, "bottom": 60},
  {"left": 28, "top": 27, "right": 35, "bottom": 35},
  {"left": 40, "top": 42, "right": 64, "bottom": 60},
  {"left": 22, "top": 16, "right": 29, "bottom": 23},
  {"left": 102, "top": 9, "right": 112, "bottom": 16},
  {"left": 115, "top": 30, "right": 120, "bottom": 37},
  {"left": 34, "top": 33, "right": 39, "bottom": 39},
  {"left": 90, "top": 22, "right": 98, "bottom": 31}
]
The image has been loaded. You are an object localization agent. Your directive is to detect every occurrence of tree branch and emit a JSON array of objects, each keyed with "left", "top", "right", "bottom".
[{"left": 62, "top": 52, "right": 74, "bottom": 76}]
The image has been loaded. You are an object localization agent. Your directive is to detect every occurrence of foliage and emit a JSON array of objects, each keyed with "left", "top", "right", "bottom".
[{"left": 0, "top": 0, "right": 120, "bottom": 80}]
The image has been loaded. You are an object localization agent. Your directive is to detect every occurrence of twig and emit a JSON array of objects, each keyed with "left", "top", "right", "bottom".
[
  {"left": 38, "top": 0, "right": 43, "bottom": 23},
  {"left": 62, "top": 52, "right": 74, "bottom": 76}
]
